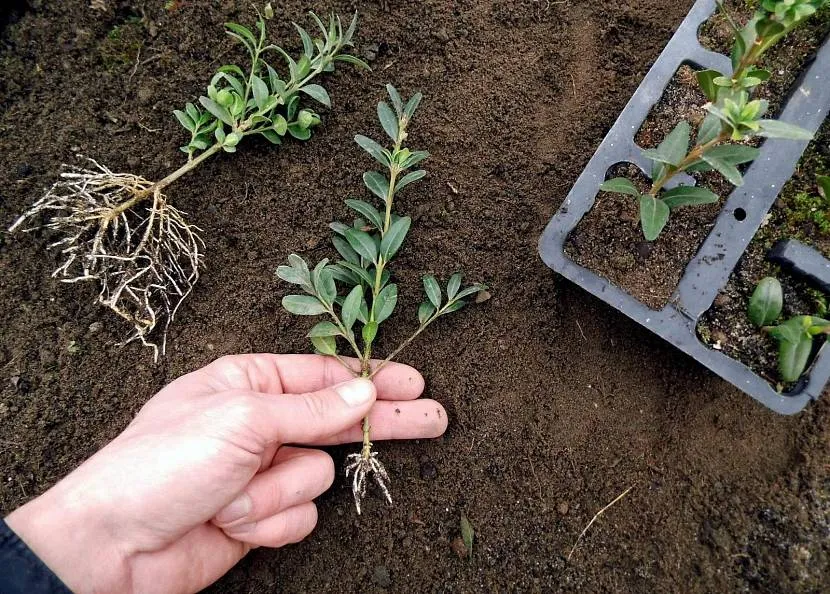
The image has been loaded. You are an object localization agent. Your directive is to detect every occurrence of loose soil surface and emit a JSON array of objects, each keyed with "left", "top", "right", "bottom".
[
  {"left": 699, "top": 118, "right": 830, "bottom": 390},
  {"left": 1, "top": 2, "right": 829, "bottom": 593},
  {"left": 567, "top": 4, "right": 830, "bottom": 309}
]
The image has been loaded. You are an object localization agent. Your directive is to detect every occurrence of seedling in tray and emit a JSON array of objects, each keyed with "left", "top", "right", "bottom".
[
  {"left": 277, "top": 85, "right": 488, "bottom": 513},
  {"left": 749, "top": 276, "right": 830, "bottom": 383},
  {"left": 10, "top": 9, "right": 368, "bottom": 359},
  {"left": 600, "top": 0, "right": 826, "bottom": 241}
]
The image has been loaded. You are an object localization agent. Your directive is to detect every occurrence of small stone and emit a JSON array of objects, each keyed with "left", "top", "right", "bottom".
[
  {"left": 88, "top": 322, "right": 104, "bottom": 334},
  {"left": 372, "top": 565, "right": 392, "bottom": 588},
  {"left": 15, "top": 163, "right": 33, "bottom": 179},
  {"left": 475, "top": 290, "right": 492, "bottom": 304},
  {"left": 557, "top": 501, "right": 570, "bottom": 515},
  {"left": 419, "top": 460, "right": 437, "bottom": 480},
  {"left": 362, "top": 43, "right": 379, "bottom": 62},
  {"left": 634, "top": 241, "right": 653, "bottom": 260},
  {"left": 137, "top": 86, "right": 153, "bottom": 103},
  {"left": 712, "top": 330, "right": 728, "bottom": 345},
  {"left": 67, "top": 340, "right": 82, "bottom": 355},
  {"left": 714, "top": 293, "right": 731, "bottom": 308},
  {"left": 450, "top": 536, "right": 468, "bottom": 559},
  {"left": 434, "top": 28, "right": 449, "bottom": 42}
]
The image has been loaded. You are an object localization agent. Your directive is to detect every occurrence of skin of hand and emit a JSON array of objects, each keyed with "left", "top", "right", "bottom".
[{"left": 4, "top": 354, "right": 447, "bottom": 594}]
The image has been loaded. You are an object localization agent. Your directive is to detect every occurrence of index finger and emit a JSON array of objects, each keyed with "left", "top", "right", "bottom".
[{"left": 200, "top": 354, "right": 425, "bottom": 401}]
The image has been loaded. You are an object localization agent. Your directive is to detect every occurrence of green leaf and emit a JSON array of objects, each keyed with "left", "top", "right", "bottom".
[
  {"left": 386, "top": 84, "right": 403, "bottom": 117},
  {"left": 308, "top": 321, "right": 342, "bottom": 338},
  {"left": 642, "top": 148, "right": 679, "bottom": 166},
  {"left": 757, "top": 120, "right": 814, "bottom": 140},
  {"left": 817, "top": 175, "right": 830, "bottom": 200},
  {"left": 342, "top": 285, "right": 364, "bottom": 331},
  {"left": 378, "top": 101, "right": 399, "bottom": 142},
  {"left": 661, "top": 185, "right": 719, "bottom": 209},
  {"left": 276, "top": 265, "right": 310, "bottom": 289},
  {"left": 460, "top": 513, "right": 474, "bottom": 559},
  {"left": 639, "top": 195, "right": 670, "bottom": 241},
  {"left": 697, "top": 112, "right": 723, "bottom": 145},
  {"left": 173, "top": 109, "right": 195, "bottom": 132},
  {"left": 599, "top": 177, "right": 639, "bottom": 197},
  {"left": 355, "top": 135, "right": 390, "bottom": 167},
  {"left": 225, "top": 22, "right": 257, "bottom": 48},
  {"left": 345, "top": 199, "right": 383, "bottom": 230},
  {"left": 293, "top": 22, "right": 314, "bottom": 56},
  {"left": 402, "top": 151, "right": 430, "bottom": 168},
  {"left": 311, "top": 335, "right": 338, "bottom": 356},
  {"left": 332, "top": 235, "right": 360, "bottom": 265},
  {"left": 373, "top": 284, "right": 398, "bottom": 323},
  {"left": 334, "top": 54, "right": 371, "bottom": 70},
  {"left": 696, "top": 69, "right": 721, "bottom": 102},
  {"left": 703, "top": 144, "right": 760, "bottom": 165},
  {"left": 185, "top": 102, "right": 200, "bottom": 122},
  {"left": 731, "top": 30, "right": 746, "bottom": 71},
  {"left": 288, "top": 123, "right": 312, "bottom": 141},
  {"left": 418, "top": 302, "right": 436, "bottom": 324},
  {"left": 362, "top": 321, "right": 378, "bottom": 344},
  {"left": 656, "top": 120, "right": 691, "bottom": 166},
  {"left": 345, "top": 228, "right": 378, "bottom": 263},
  {"left": 380, "top": 216, "right": 411, "bottom": 260},
  {"left": 454, "top": 283, "right": 488, "bottom": 301},
  {"left": 778, "top": 334, "right": 813, "bottom": 383},
  {"left": 283, "top": 295, "right": 327, "bottom": 316},
  {"left": 395, "top": 170, "right": 426, "bottom": 193},
  {"left": 447, "top": 273, "right": 462, "bottom": 300},
  {"left": 301, "top": 84, "right": 331, "bottom": 108},
  {"left": 327, "top": 263, "right": 359, "bottom": 286},
  {"left": 701, "top": 153, "right": 744, "bottom": 186},
  {"left": 442, "top": 301, "right": 466, "bottom": 314},
  {"left": 315, "top": 268, "right": 337, "bottom": 306},
  {"left": 748, "top": 277, "right": 783, "bottom": 327},
  {"left": 338, "top": 261, "right": 375, "bottom": 285},
  {"left": 404, "top": 92, "right": 422, "bottom": 120},
  {"left": 423, "top": 275, "right": 441, "bottom": 308},
  {"left": 259, "top": 129, "right": 283, "bottom": 145},
  {"left": 199, "top": 97, "right": 233, "bottom": 126},
  {"left": 363, "top": 171, "right": 390, "bottom": 202},
  {"left": 251, "top": 75, "right": 269, "bottom": 111}
]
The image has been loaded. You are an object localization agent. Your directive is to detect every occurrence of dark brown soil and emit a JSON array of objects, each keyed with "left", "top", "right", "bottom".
[
  {"left": 699, "top": 118, "right": 830, "bottom": 389},
  {"left": 1, "top": 2, "right": 830, "bottom": 593}
]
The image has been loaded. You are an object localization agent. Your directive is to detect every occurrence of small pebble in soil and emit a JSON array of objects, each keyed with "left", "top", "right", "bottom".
[
  {"left": 419, "top": 459, "right": 438, "bottom": 481},
  {"left": 635, "top": 241, "right": 653, "bottom": 260},
  {"left": 713, "top": 293, "right": 732, "bottom": 308},
  {"left": 15, "top": 163, "right": 32, "bottom": 179},
  {"left": 450, "top": 537, "right": 468, "bottom": 559},
  {"left": 88, "top": 322, "right": 103, "bottom": 334},
  {"left": 362, "top": 43, "right": 378, "bottom": 62},
  {"left": 557, "top": 501, "right": 570, "bottom": 515},
  {"left": 372, "top": 565, "right": 392, "bottom": 588}
]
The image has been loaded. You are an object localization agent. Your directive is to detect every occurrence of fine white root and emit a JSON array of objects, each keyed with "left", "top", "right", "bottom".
[
  {"left": 345, "top": 450, "right": 393, "bottom": 515},
  {"left": 10, "top": 159, "right": 204, "bottom": 360}
]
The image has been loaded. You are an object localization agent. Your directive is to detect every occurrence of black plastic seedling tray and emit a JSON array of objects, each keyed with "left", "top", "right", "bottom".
[{"left": 538, "top": 0, "right": 830, "bottom": 415}]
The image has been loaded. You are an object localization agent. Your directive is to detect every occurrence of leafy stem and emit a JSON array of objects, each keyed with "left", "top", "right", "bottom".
[{"left": 278, "top": 85, "right": 488, "bottom": 513}]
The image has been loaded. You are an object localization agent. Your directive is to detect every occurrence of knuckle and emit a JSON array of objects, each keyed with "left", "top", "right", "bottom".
[{"left": 300, "top": 391, "right": 329, "bottom": 421}]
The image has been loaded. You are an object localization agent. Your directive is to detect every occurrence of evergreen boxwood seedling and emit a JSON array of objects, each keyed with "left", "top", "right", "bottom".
[
  {"left": 278, "top": 85, "right": 488, "bottom": 513},
  {"left": 748, "top": 276, "right": 830, "bottom": 383},
  {"left": 600, "top": 0, "right": 827, "bottom": 241},
  {"left": 10, "top": 8, "right": 368, "bottom": 359}
]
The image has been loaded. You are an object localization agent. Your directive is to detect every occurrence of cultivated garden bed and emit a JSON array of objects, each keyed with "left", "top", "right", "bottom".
[{"left": 2, "top": 1, "right": 830, "bottom": 592}]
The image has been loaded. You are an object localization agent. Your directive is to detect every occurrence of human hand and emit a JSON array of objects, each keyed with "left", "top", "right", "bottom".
[{"left": 5, "top": 354, "right": 447, "bottom": 594}]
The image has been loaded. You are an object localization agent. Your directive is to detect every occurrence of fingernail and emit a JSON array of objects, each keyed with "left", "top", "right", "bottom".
[
  {"left": 334, "top": 378, "right": 374, "bottom": 407},
  {"left": 215, "top": 493, "right": 251, "bottom": 525}
]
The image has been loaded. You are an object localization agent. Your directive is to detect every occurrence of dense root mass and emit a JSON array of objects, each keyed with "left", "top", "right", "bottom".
[
  {"left": 345, "top": 451, "right": 392, "bottom": 515},
  {"left": 10, "top": 160, "right": 204, "bottom": 359}
]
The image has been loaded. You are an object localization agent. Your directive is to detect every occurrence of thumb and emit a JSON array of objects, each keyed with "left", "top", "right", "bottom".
[{"left": 254, "top": 378, "right": 376, "bottom": 445}]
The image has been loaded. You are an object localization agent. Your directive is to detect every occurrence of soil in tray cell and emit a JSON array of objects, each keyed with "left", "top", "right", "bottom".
[
  {"left": 567, "top": 7, "right": 830, "bottom": 310},
  {"left": 699, "top": 117, "right": 830, "bottom": 389}
]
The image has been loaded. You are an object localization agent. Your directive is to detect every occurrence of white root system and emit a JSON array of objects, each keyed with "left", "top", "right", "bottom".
[
  {"left": 10, "top": 159, "right": 204, "bottom": 360},
  {"left": 345, "top": 450, "right": 393, "bottom": 515}
]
